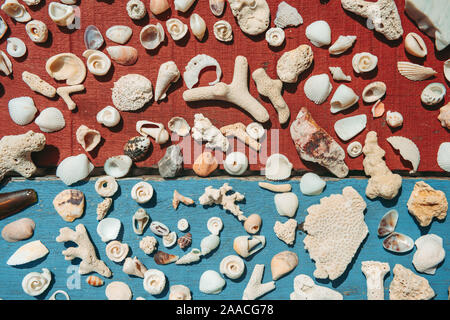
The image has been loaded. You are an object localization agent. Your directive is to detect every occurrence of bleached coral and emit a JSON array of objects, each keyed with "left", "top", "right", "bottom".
[
  {"left": 191, "top": 113, "right": 229, "bottom": 152},
  {"left": 290, "top": 274, "right": 343, "bottom": 300},
  {"left": 199, "top": 183, "right": 246, "bottom": 222},
  {"left": 242, "top": 264, "right": 275, "bottom": 300},
  {"left": 361, "top": 261, "right": 390, "bottom": 300},
  {"left": 389, "top": 264, "right": 435, "bottom": 300}
]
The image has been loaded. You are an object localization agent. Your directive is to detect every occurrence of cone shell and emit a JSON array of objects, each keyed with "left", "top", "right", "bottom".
[
  {"left": 154, "top": 61, "right": 180, "bottom": 102},
  {"left": 25, "top": 20, "right": 48, "bottom": 43}
]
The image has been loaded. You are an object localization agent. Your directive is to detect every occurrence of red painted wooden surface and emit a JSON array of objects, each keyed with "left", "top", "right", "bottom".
[{"left": 0, "top": 0, "right": 448, "bottom": 174}]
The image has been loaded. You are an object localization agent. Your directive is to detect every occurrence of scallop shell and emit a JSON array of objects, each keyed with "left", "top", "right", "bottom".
[
  {"left": 264, "top": 154, "right": 293, "bottom": 181},
  {"left": 124, "top": 136, "right": 151, "bottom": 162},
  {"left": 1, "top": 0, "right": 31, "bottom": 23},
  {"left": 183, "top": 54, "right": 222, "bottom": 89},
  {"left": 132, "top": 208, "right": 150, "bottom": 235},
  {"left": 150, "top": 221, "right": 170, "bottom": 237},
  {"left": 46, "top": 53, "right": 86, "bottom": 85},
  {"left": 0, "top": 16, "right": 8, "bottom": 40},
  {"left": 220, "top": 255, "right": 245, "bottom": 279},
  {"left": 53, "top": 189, "right": 85, "bottom": 222},
  {"left": 243, "top": 213, "right": 262, "bottom": 235},
  {"left": 163, "top": 231, "right": 177, "bottom": 248},
  {"left": 334, "top": 114, "right": 367, "bottom": 141},
  {"left": 246, "top": 122, "right": 265, "bottom": 140},
  {"left": 76, "top": 125, "right": 101, "bottom": 152},
  {"left": 421, "top": 82, "right": 446, "bottom": 106},
  {"left": 7, "top": 240, "right": 49, "bottom": 266},
  {"left": 82, "top": 49, "right": 111, "bottom": 76},
  {"left": 274, "top": 1, "right": 303, "bottom": 29},
  {"left": 106, "top": 46, "right": 138, "bottom": 66},
  {"left": 6, "top": 37, "right": 26, "bottom": 58},
  {"left": 154, "top": 61, "right": 180, "bottom": 101},
  {"left": 437, "top": 142, "right": 450, "bottom": 172},
  {"left": 190, "top": 13, "right": 206, "bottom": 41},
  {"left": 140, "top": 23, "right": 165, "bottom": 50},
  {"left": 224, "top": 152, "right": 248, "bottom": 176},
  {"left": 199, "top": 270, "right": 225, "bottom": 295},
  {"left": 169, "top": 284, "right": 191, "bottom": 300},
  {"left": 97, "top": 106, "right": 121, "bottom": 127},
  {"left": 386, "top": 111, "right": 403, "bottom": 128},
  {"left": 177, "top": 219, "right": 189, "bottom": 232},
  {"left": 86, "top": 275, "right": 104, "bottom": 287},
  {"left": 207, "top": 217, "right": 223, "bottom": 235},
  {"left": 330, "top": 84, "right": 359, "bottom": 114},
  {"left": 444, "top": 59, "right": 450, "bottom": 83},
  {"left": 371, "top": 100, "right": 385, "bottom": 118},
  {"left": 352, "top": 52, "right": 378, "bottom": 73},
  {"left": 25, "top": 20, "right": 48, "bottom": 43},
  {"left": 8, "top": 96, "right": 37, "bottom": 126},
  {"left": 105, "top": 240, "right": 129, "bottom": 262},
  {"left": 136, "top": 121, "right": 170, "bottom": 144},
  {"left": 56, "top": 154, "right": 94, "bottom": 186},
  {"left": 382, "top": 232, "right": 414, "bottom": 253},
  {"left": 153, "top": 250, "right": 178, "bottom": 265},
  {"left": 97, "top": 217, "right": 122, "bottom": 242},
  {"left": 377, "top": 209, "right": 398, "bottom": 237},
  {"left": 168, "top": 117, "right": 190, "bottom": 137},
  {"left": 22, "top": 268, "right": 51, "bottom": 296},
  {"left": 362, "top": 81, "right": 386, "bottom": 103},
  {"left": 387, "top": 136, "right": 420, "bottom": 174},
  {"left": 300, "top": 172, "right": 326, "bottom": 196},
  {"left": 347, "top": 141, "right": 363, "bottom": 158},
  {"left": 305, "top": 20, "right": 331, "bottom": 47},
  {"left": 177, "top": 232, "right": 192, "bottom": 249},
  {"left": 200, "top": 234, "right": 220, "bottom": 256},
  {"left": 412, "top": 234, "right": 445, "bottom": 275},
  {"left": 404, "top": 32, "right": 427, "bottom": 58},
  {"left": 166, "top": 18, "right": 188, "bottom": 41},
  {"left": 303, "top": 73, "right": 333, "bottom": 105},
  {"left": 105, "top": 281, "right": 132, "bottom": 300},
  {"left": 233, "top": 235, "right": 265, "bottom": 258},
  {"left": 265, "top": 27, "right": 285, "bottom": 47},
  {"left": 176, "top": 248, "right": 202, "bottom": 265},
  {"left": 84, "top": 25, "right": 104, "bottom": 50},
  {"left": 106, "top": 25, "right": 132, "bottom": 45},
  {"left": 329, "top": 67, "right": 351, "bottom": 82},
  {"left": 48, "top": 2, "right": 75, "bottom": 26},
  {"left": 397, "top": 61, "right": 437, "bottom": 81},
  {"left": 213, "top": 20, "right": 233, "bottom": 42},
  {"left": 1, "top": 218, "right": 35, "bottom": 242},
  {"left": 104, "top": 155, "right": 133, "bottom": 178},
  {"left": 123, "top": 256, "right": 147, "bottom": 278},
  {"left": 274, "top": 192, "right": 298, "bottom": 217},
  {"left": 329, "top": 35, "right": 356, "bottom": 55},
  {"left": 35, "top": 107, "right": 65, "bottom": 133}
]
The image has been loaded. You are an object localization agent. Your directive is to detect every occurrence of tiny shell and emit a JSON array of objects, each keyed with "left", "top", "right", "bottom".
[
  {"left": 233, "top": 235, "right": 265, "bottom": 258},
  {"left": 123, "top": 256, "right": 147, "bottom": 278},
  {"left": 139, "top": 236, "right": 158, "bottom": 255},
  {"left": 387, "top": 136, "right": 420, "bottom": 173},
  {"left": 382, "top": 232, "right": 414, "bottom": 253},
  {"left": 421, "top": 82, "right": 446, "bottom": 106},
  {"left": 362, "top": 81, "right": 386, "bottom": 104},
  {"left": 2, "top": 0, "right": 31, "bottom": 23},
  {"left": 200, "top": 234, "right": 220, "bottom": 256},
  {"left": 177, "top": 218, "right": 189, "bottom": 232},
  {"left": 35, "top": 107, "right": 65, "bottom": 133},
  {"left": 97, "top": 198, "right": 112, "bottom": 221},
  {"left": 154, "top": 250, "right": 178, "bottom": 265},
  {"left": 271, "top": 251, "right": 298, "bottom": 281},
  {"left": 303, "top": 73, "right": 333, "bottom": 105},
  {"left": 334, "top": 114, "right": 367, "bottom": 141},
  {"left": 86, "top": 275, "right": 104, "bottom": 287},
  {"left": 154, "top": 61, "right": 180, "bottom": 102},
  {"left": 177, "top": 232, "right": 192, "bottom": 249},
  {"left": 76, "top": 125, "right": 101, "bottom": 152},
  {"left": 329, "top": 67, "right": 351, "bottom": 82},
  {"left": 437, "top": 142, "right": 450, "bottom": 172},
  {"left": 199, "top": 270, "right": 225, "bottom": 294},
  {"left": 7, "top": 240, "right": 49, "bottom": 266},
  {"left": 176, "top": 248, "right": 202, "bottom": 265},
  {"left": 105, "top": 240, "right": 129, "bottom": 262},
  {"left": 352, "top": 52, "right": 378, "bottom": 73},
  {"left": 274, "top": 1, "right": 303, "bottom": 29},
  {"left": 209, "top": 0, "right": 225, "bottom": 17},
  {"left": 126, "top": 0, "right": 146, "bottom": 20},
  {"left": 190, "top": 13, "right": 206, "bottom": 41},
  {"left": 347, "top": 141, "right": 363, "bottom": 158},
  {"left": 274, "top": 192, "right": 298, "bottom": 217},
  {"left": 174, "top": 0, "right": 196, "bottom": 12},
  {"left": 82, "top": 49, "right": 111, "bottom": 76},
  {"left": 183, "top": 54, "right": 222, "bottom": 89},
  {"left": 84, "top": 25, "right": 104, "bottom": 50},
  {"left": 299, "top": 172, "right": 326, "bottom": 196},
  {"left": 213, "top": 20, "right": 233, "bottom": 42},
  {"left": 246, "top": 122, "right": 266, "bottom": 140},
  {"left": 265, "top": 27, "right": 285, "bottom": 47},
  {"left": 1, "top": 218, "right": 35, "bottom": 242},
  {"left": 305, "top": 20, "right": 331, "bottom": 47},
  {"left": 6, "top": 37, "right": 26, "bottom": 58},
  {"left": 150, "top": 0, "right": 170, "bottom": 15},
  {"left": 150, "top": 221, "right": 170, "bottom": 236},
  {"left": 224, "top": 152, "right": 248, "bottom": 176},
  {"left": 106, "top": 25, "right": 132, "bottom": 45},
  {"left": 136, "top": 121, "right": 170, "bottom": 145},
  {"left": 168, "top": 117, "right": 190, "bottom": 137},
  {"left": 220, "top": 255, "right": 245, "bottom": 279},
  {"left": 412, "top": 234, "right": 445, "bottom": 275},
  {"left": 96, "top": 106, "right": 121, "bottom": 127},
  {"left": 132, "top": 208, "right": 149, "bottom": 235},
  {"left": 330, "top": 84, "right": 359, "bottom": 114},
  {"left": 207, "top": 217, "right": 223, "bottom": 235},
  {"left": 386, "top": 111, "right": 403, "bottom": 128},
  {"left": 53, "top": 189, "right": 85, "bottom": 222},
  {"left": 46, "top": 53, "right": 86, "bottom": 85},
  {"left": 8, "top": 96, "right": 37, "bottom": 126},
  {"left": 97, "top": 217, "right": 122, "bottom": 242},
  {"left": 95, "top": 175, "right": 118, "bottom": 198},
  {"left": 169, "top": 284, "right": 191, "bottom": 300},
  {"left": 397, "top": 61, "right": 437, "bottom": 81},
  {"left": 124, "top": 136, "right": 151, "bottom": 162},
  {"left": 48, "top": 2, "right": 75, "bottom": 26},
  {"left": 25, "top": 20, "right": 48, "bottom": 43},
  {"left": 104, "top": 155, "right": 133, "bottom": 178},
  {"left": 140, "top": 23, "right": 165, "bottom": 50},
  {"left": 404, "top": 32, "right": 427, "bottom": 58},
  {"left": 106, "top": 46, "right": 138, "bottom": 66},
  {"left": 56, "top": 154, "right": 94, "bottom": 186},
  {"left": 329, "top": 35, "right": 357, "bottom": 55},
  {"left": 22, "top": 268, "right": 51, "bottom": 296},
  {"left": 0, "top": 50, "right": 12, "bottom": 75},
  {"left": 105, "top": 281, "right": 132, "bottom": 300},
  {"left": 163, "top": 231, "right": 177, "bottom": 248},
  {"left": 264, "top": 154, "right": 293, "bottom": 181},
  {"left": 243, "top": 213, "right": 262, "bottom": 234},
  {"left": 371, "top": 100, "right": 385, "bottom": 118},
  {"left": 377, "top": 209, "right": 398, "bottom": 237},
  {"left": 166, "top": 18, "right": 188, "bottom": 41}
]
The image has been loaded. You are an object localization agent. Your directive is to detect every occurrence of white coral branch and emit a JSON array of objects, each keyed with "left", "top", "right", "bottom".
[{"left": 243, "top": 264, "right": 275, "bottom": 300}]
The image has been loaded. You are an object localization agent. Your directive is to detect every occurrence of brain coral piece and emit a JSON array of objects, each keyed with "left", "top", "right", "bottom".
[
  {"left": 303, "top": 186, "right": 368, "bottom": 281},
  {"left": 389, "top": 264, "right": 435, "bottom": 300},
  {"left": 406, "top": 181, "right": 448, "bottom": 227},
  {"left": 0, "top": 131, "right": 46, "bottom": 181},
  {"left": 111, "top": 74, "right": 153, "bottom": 111},
  {"left": 362, "top": 131, "right": 402, "bottom": 200}
]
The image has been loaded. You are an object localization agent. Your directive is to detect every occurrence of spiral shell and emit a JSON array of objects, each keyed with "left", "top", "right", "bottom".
[
  {"left": 177, "top": 218, "right": 189, "bottom": 231},
  {"left": 220, "top": 255, "right": 245, "bottom": 280},
  {"left": 143, "top": 269, "right": 166, "bottom": 295},
  {"left": 22, "top": 268, "right": 52, "bottom": 296},
  {"left": 265, "top": 27, "right": 285, "bottom": 47},
  {"left": 213, "top": 20, "right": 233, "bottom": 42},
  {"left": 352, "top": 52, "right": 378, "bottom": 73},
  {"left": 25, "top": 20, "right": 48, "bottom": 43},
  {"left": 82, "top": 49, "right": 111, "bottom": 76},
  {"left": 166, "top": 18, "right": 188, "bottom": 41},
  {"left": 131, "top": 181, "right": 154, "bottom": 204},
  {"left": 207, "top": 216, "right": 223, "bottom": 235},
  {"left": 97, "top": 106, "right": 121, "bottom": 128},
  {"left": 105, "top": 240, "right": 129, "bottom": 262},
  {"left": 95, "top": 175, "right": 119, "bottom": 198},
  {"left": 86, "top": 275, "right": 104, "bottom": 287},
  {"left": 177, "top": 232, "right": 192, "bottom": 249}
]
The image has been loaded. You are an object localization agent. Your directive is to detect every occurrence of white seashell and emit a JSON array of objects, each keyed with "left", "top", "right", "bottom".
[
  {"left": 386, "top": 111, "right": 403, "bottom": 128},
  {"left": 105, "top": 281, "right": 132, "bottom": 300},
  {"left": 84, "top": 25, "right": 104, "bottom": 50},
  {"left": 377, "top": 209, "right": 398, "bottom": 237},
  {"left": 136, "top": 120, "right": 170, "bottom": 145},
  {"left": 126, "top": 0, "right": 146, "bottom": 20},
  {"left": 190, "top": 13, "right": 206, "bottom": 41},
  {"left": 106, "top": 25, "right": 132, "bottom": 45},
  {"left": 207, "top": 217, "right": 223, "bottom": 236},
  {"left": 143, "top": 269, "right": 166, "bottom": 295},
  {"left": 199, "top": 270, "right": 225, "bottom": 294},
  {"left": 265, "top": 27, "right": 285, "bottom": 47},
  {"left": 330, "top": 84, "right": 359, "bottom": 114},
  {"left": 22, "top": 268, "right": 51, "bottom": 296},
  {"left": 334, "top": 114, "right": 367, "bottom": 141},
  {"left": 224, "top": 152, "right": 248, "bottom": 176},
  {"left": 437, "top": 142, "right": 450, "bottom": 172},
  {"left": 347, "top": 141, "right": 363, "bottom": 158},
  {"left": 177, "top": 218, "right": 189, "bottom": 232},
  {"left": 213, "top": 20, "right": 233, "bottom": 42},
  {"left": 25, "top": 20, "right": 48, "bottom": 43},
  {"left": 404, "top": 32, "right": 427, "bottom": 58},
  {"left": 56, "top": 154, "right": 94, "bottom": 185},
  {"left": 6, "top": 37, "right": 26, "bottom": 58},
  {"left": 220, "top": 255, "right": 245, "bottom": 280},
  {"left": 97, "top": 217, "right": 122, "bottom": 242},
  {"left": 174, "top": 0, "right": 195, "bottom": 12},
  {"left": 123, "top": 256, "right": 147, "bottom": 278},
  {"left": 382, "top": 232, "right": 414, "bottom": 253},
  {"left": 0, "top": 50, "right": 12, "bottom": 75},
  {"left": 420, "top": 82, "right": 446, "bottom": 106},
  {"left": 48, "top": 290, "right": 70, "bottom": 300},
  {"left": 95, "top": 176, "right": 118, "bottom": 197},
  {"left": 76, "top": 125, "right": 101, "bottom": 152},
  {"left": 140, "top": 23, "right": 165, "bottom": 50},
  {"left": 166, "top": 18, "right": 188, "bottom": 41},
  {"left": 184, "top": 54, "right": 222, "bottom": 89},
  {"left": 0, "top": 16, "right": 7, "bottom": 40},
  {"left": 82, "top": 49, "right": 111, "bottom": 76},
  {"left": 362, "top": 81, "right": 387, "bottom": 103},
  {"left": 303, "top": 73, "right": 333, "bottom": 105},
  {"left": 132, "top": 208, "right": 149, "bottom": 235},
  {"left": 96, "top": 106, "right": 121, "bottom": 128},
  {"left": 163, "top": 231, "right": 177, "bottom": 248},
  {"left": 168, "top": 117, "right": 190, "bottom": 137},
  {"left": 200, "top": 234, "right": 220, "bottom": 256},
  {"left": 7, "top": 240, "right": 49, "bottom": 266},
  {"left": 46, "top": 53, "right": 86, "bottom": 85},
  {"left": 274, "top": 192, "right": 298, "bottom": 217},
  {"left": 48, "top": 2, "right": 75, "bottom": 27},
  {"left": 387, "top": 136, "right": 420, "bottom": 173},
  {"left": 154, "top": 61, "right": 180, "bottom": 101},
  {"left": 176, "top": 248, "right": 202, "bottom": 265},
  {"left": 246, "top": 122, "right": 266, "bottom": 140},
  {"left": 412, "top": 234, "right": 445, "bottom": 275},
  {"left": 352, "top": 52, "right": 378, "bottom": 73},
  {"left": 329, "top": 35, "right": 356, "bottom": 55},
  {"left": 169, "top": 284, "right": 191, "bottom": 300},
  {"left": 305, "top": 20, "right": 331, "bottom": 47},
  {"left": 274, "top": 1, "right": 303, "bottom": 29},
  {"left": 264, "top": 153, "right": 293, "bottom": 180},
  {"left": 35, "top": 107, "right": 65, "bottom": 133},
  {"left": 8, "top": 96, "right": 37, "bottom": 126},
  {"left": 131, "top": 181, "right": 154, "bottom": 204},
  {"left": 397, "top": 61, "right": 437, "bottom": 81},
  {"left": 299, "top": 172, "right": 326, "bottom": 196},
  {"left": 444, "top": 59, "right": 450, "bottom": 82},
  {"left": 1, "top": 0, "right": 31, "bottom": 23},
  {"left": 104, "top": 155, "right": 133, "bottom": 178},
  {"left": 233, "top": 235, "right": 265, "bottom": 258},
  {"left": 244, "top": 213, "right": 262, "bottom": 234},
  {"left": 329, "top": 67, "right": 351, "bottom": 82},
  {"left": 150, "top": 221, "right": 170, "bottom": 237},
  {"left": 105, "top": 240, "right": 129, "bottom": 262}
]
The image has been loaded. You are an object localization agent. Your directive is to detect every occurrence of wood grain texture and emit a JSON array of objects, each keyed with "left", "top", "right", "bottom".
[{"left": 0, "top": 177, "right": 448, "bottom": 300}]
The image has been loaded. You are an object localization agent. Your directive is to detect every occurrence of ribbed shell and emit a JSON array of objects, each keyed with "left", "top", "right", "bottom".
[
  {"left": 397, "top": 61, "right": 437, "bottom": 81},
  {"left": 177, "top": 232, "right": 192, "bottom": 249}
]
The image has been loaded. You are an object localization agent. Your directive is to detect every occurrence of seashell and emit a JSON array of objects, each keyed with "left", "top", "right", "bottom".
[
  {"left": 97, "top": 217, "right": 122, "bottom": 242},
  {"left": 0, "top": 50, "right": 12, "bottom": 76},
  {"left": 199, "top": 270, "right": 226, "bottom": 294},
  {"left": 1, "top": 0, "right": 31, "bottom": 23},
  {"left": 330, "top": 84, "right": 359, "bottom": 114},
  {"left": 387, "top": 136, "right": 421, "bottom": 174},
  {"left": 48, "top": 290, "right": 70, "bottom": 300},
  {"left": 420, "top": 82, "right": 446, "bottom": 106},
  {"left": 132, "top": 208, "right": 150, "bottom": 235},
  {"left": 362, "top": 81, "right": 387, "bottom": 103},
  {"left": 329, "top": 67, "right": 351, "bottom": 82},
  {"left": 97, "top": 198, "right": 112, "bottom": 221},
  {"left": 397, "top": 61, "right": 437, "bottom": 81},
  {"left": 131, "top": 181, "right": 154, "bottom": 204},
  {"left": 106, "top": 46, "right": 138, "bottom": 66},
  {"left": 166, "top": 18, "right": 188, "bottom": 41},
  {"left": 334, "top": 114, "right": 367, "bottom": 141},
  {"left": 352, "top": 52, "right": 378, "bottom": 73},
  {"left": 213, "top": 20, "right": 233, "bottom": 42},
  {"left": 105, "top": 281, "right": 132, "bottom": 300},
  {"left": 371, "top": 100, "right": 385, "bottom": 118},
  {"left": 243, "top": 213, "right": 262, "bottom": 235},
  {"left": 246, "top": 122, "right": 266, "bottom": 140},
  {"left": 209, "top": 0, "right": 225, "bottom": 17},
  {"left": 0, "top": 189, "right": 37, "bottom": 221},
  {"left": 412, "top": 234, "right": 445, "bottom": 275},
  {"left": 264, "top": 153, "right": 293, "bottom": 181},
  {"left": 178, "top": 232, "right": 192, "bottom": 249},
  {"left": 154, "top": 250, "right": 178, "bottom": 265},
  {"left": 271, "top": 251, "right": 298, "bottom": 281},
  {"left": 106, "top": 26, "right": 132, "bottom": 45},
  {"left": 126, "top": 0, "right": 146, "bottom": 20},
  {"left": 183, "top": 54, "right": 222, "bottom": 89},
  {"left": 86, "top": 275, "right": 104, "bottom": 287},
  {"left": 207, "top": 217, "right": 223, "bottom": 236},
  {"left": 274, "top": 1, "right": 303, "bottom": 29},
  {"left": 265, "top": 27, "right": 285, "bottom": 47},
  {"left": 7, "top": 240, "right": 49, "bottom": 266},
  {"left": 274, "top": 192, "right": 298, "bottom": 217},
  {"left": 404, "top": 32, "right": 427, "bottom": 58},
  {"left": 220, "top": 255, "right": 245, "bottom": 280},
  {"left": 224, "top": 152, "right": 248, "bottom": 176},
  {"left": 6, "top": 37, "right": 26, "bottom": 58},
  {"left": 305, "top": 20, "right": 331, "bottom": 47},
  {"left": 105, "top": 240, "right": 129, "bottom": 262},
  {"left": 0, "top": 15, "right": 7, "bottom": 40},
  {"left": 329, "top": 35, "right": 357, "bottom": 55},
  {"left": 140, "top": 23, "right": 165, "bottom": 50},
  {"left": 124, "top": 136, "right": 151, "bottom": 162},
  {"left": 46, "top": 53, "right": 86, "bottom": 85},
  {"left": 169, "top": 284, "right": 191, "bottom": 300},
  {"left": 97, "top": 106, "right": 121, "bottom": 127},
  {"left": 35, "top": 107, "right": 65, "bottom": 133},
  {"left": 347, "top": 141, "right": 363, "bottom": 158},
  {"left": 48, "top": 2, "right": 75, "bottom": 26},
  {"left": 1, "top": 218, "right": 35, "bottom": 242},
  {"left": 56, "top": 154, "right": 94, "bottom": 186},
  {"left": 233, "top": 235, "right": 265, "bottom": 258},
  {"left": 8, "top": 96, "right": 37, "bottom": 126},
  {"left": 168, "top": 117, "right": 190, "bottom": 137},
  {"left": 82, "top": 49, "right": 111, "bottom": 76},
  {"left": 150, "top": 221, "right": 170, "bottom": 237},
  {"left": 300, "top": 172, "right": 326, "bottom": 196},
  {"left": 25, "top": 20, "right": 48, "bottom": 43},
  {"left": 163, "top": 231, "right": 177, "bottom": 248},
  {"left": 437, "top": 142, "right": 450, "bottom": 172},
  {"left": 176, "top": 248, "right": 202, "bottom": 265},
  {"left": 177, "top": 219, "right": 189, "bottom": 232},
  {"left": 136, "top": 121, "right": 170, "bottom": 144},
  {"left": 22, "top": 268, "right": 51, "bottom": 296},
  {"left": 139, "top": 236, "right": 158, "bottom": 255},
  {"left": 84, "top": 25, "right": 104, "bottom": 50},
  {"left": 382, "top": 232, "right": 414, "bottom": 253},
  {"left": 444, "top": 59, "right": 450, "bottom": 83},
  {"left": 303, "top": 73, "right": 333, "bottom": 105},
  {"left": 174, "top": 0, "right": 196, "bottom": 12},
  {"left": 377, "top": 209, "right": 398, "bottom": 237},
  {"left": 200, "top": 234, "right": 220, "bottom": 256},
  {"left": 386, "top": 111, "right": 403, "bottom": 128},
  {"left": 190, "top": 13, "right": 206, "bottom": 41},
  {"left": 95, "top": 175, "right": 118, "bottom": 198},
  {"left": 149, "top": 0, "right": 170, "bottom": 15},
  {"left": 76, "top": 125, "right": 101, "bottom": 152},
  {"left": 53, "top": 189, "right": 85, "bottom": 222},
  {"left": 104, "top": 155, "right": 133, "bottom": 178},
  {"left": 154, "top": 61, "right": 181, "bottom": 101},
  {"left": 123, "top": 256, "right": 147, "bottom": 278}
]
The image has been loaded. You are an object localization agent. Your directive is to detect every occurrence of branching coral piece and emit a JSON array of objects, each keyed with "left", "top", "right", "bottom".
[
  {"left": 57, "top": 85, "right": 85, "bottom": 111},
  {"left": 172, "top": 190, "right": 194, "bottom": 209},
  {"left": 258, "top": 182, "right": 292, "bottom": 193},
  {"left": 183, "top": 56, "right": 270, "bottom": 123},
  {"left": 56, "top": 224, "right": 112, "bottom": 278},
  {"left": 362, "top": 131, "right": 402, "bottom": 200},
  {"left": 220, "top": 122, "right": 261, "bottom": 151},
  {"left": 199, "top": 183, "right": 246, "bottom": 222},
  {"left": 389, "top": 264, "right": 435, "bottom": 300},
  {"left": 303, "top": 186, "right": 368, "bottom": 281},
  {"left": 242, "top": 264, "right": 276, "bottom": 300},
  {"left": 361, "top": 261, "right": 390, "bottom": 300}
]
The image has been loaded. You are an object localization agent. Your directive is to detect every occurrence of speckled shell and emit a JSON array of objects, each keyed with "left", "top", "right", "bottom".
[
  {"left": 178, "top": 232, "right": 192, "bottom": 249},
  {"left": 86, "top": 275, "right": 104, "bottom": 287},
  {"left": 382, "top": 232, "right": 414, "bottom": 253},
  {"left": 378, "top": 209, "right": 399, "bottom": 237},
  {"left": 53, "top": 189, "right": 85, "bottom": 222}
]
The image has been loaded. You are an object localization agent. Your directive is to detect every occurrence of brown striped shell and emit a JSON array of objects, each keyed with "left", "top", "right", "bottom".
[
  {"left": 177, "top": 232, "right": 192, "bottom": 250},
  {"left": 86, "top": 275, "right": 104, "bottom": 287}
]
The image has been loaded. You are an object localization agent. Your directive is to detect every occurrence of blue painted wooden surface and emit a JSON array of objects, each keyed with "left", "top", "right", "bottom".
[{"left": 0, "top": 178, "right": 448, "bottom": 300}]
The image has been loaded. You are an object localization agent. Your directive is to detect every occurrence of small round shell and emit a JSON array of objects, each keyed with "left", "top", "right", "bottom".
[
  {"left": 169, "top": 284, "right": 192, "bottom": 300},
  {"left": 166, "top": 18, "right": 188, "bottom": 41},
  {"left": 106, "top": 25, "right": 132, "bottom": 45},
  {"left": 126, "top": 0, "right": 146, "bottom": 20},
  {"left": 22, "top": 268, "right": 51, "bottom": 296},
  {"left": 265, "top": 27, "right": 285, "bottom": 47},
  {"left": 104, "top": 155, "right": 133, "bottom": 178},
  {"left": 143, "top": 269, "right": 166, "bottom": 295},
  {"left": 219, "top": 255, "right": 245, "bottom": 280},
  {"left": 95, "top": 175, "right": 119, "bottom": 197},
  {"left": 96, "top": 106, "right": 121, "bottom": 128},
  {"left": 213, "top": 20, "right": 233, "bottom": 42},
  {"left": 362, "top": 81, "right": 386, "bottom": 104},
  {"left": 207, "top": 216, "right": 223, "bottom": 235},
  {"left": 105, "top": 281, "right": 132, "bottom": 300},
  {"left": 168, "top": 117, "right": 190, "bottom": 137},
  {"left": 131, "top": 181, "right": 154, "bottom": 204},
  {"left": 105, "top": 240, "right": 129, "bottom": 262},
  {"left": 246, "top": 122, "right": 266, "bottom": 140},
  {"left": 421, "top": 83, "right": 446, "bottom": 106},
  {"left": 224, "top": 152, "right": 248, "bottom": 176},
  {"left": 386, "top": 111, "right": 403, "bottom": 128},
  {"left": 25, "top": 20, "right": 48, "bottom": 43},
  {"left": 140, "top": 23, "right": 165, "bottom": 50},
  {"left": 82, "top": 49, "right": 112, "bottom": 76},
  {"left": 352, "top": 52, "right": 378, "bottom": 73},
  {"left": 6, "top": 37, "right": 26, "bottom": 58},
  {"left": 163, "top": 231, "right": 177, "bottom": 248},
  {"left": 404, "top": 32, "right": 427, "bottom": 58},
  {"left": 347, "top": 141, "right": 363, "bottom": 158},
  {"left": 139, "top": 236, "right": 158, "bottom": 255},
  {"left": 177, "top": 218, "right": 189, "bottom": 232},
  {"left": 243, "top": 213, "right": 262, "bottom": 234},
  {"left": 190, "top": 13, "right": 206, "bottom": 41}
]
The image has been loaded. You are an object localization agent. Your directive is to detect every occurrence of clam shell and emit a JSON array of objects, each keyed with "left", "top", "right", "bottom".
[
  {"left": 404, "top": 32, "right": 427, "bottom": 58},
  {"left": 97, "top": 217, "right": 122, "bottom": 242},
  {"left": 153, "top": 250, "right": 178, "bottom": 265},
  {"left": 22, "top": 268, "right": 51, "bottom": 296},
  {"left": 207, "top": 217, "right": 223, "bottom": 235},
  {"left": 299, "top": 172, "right": 326, "bottom": 196},
  {"left": 169, "top": 284, "right": 191, "bottom": 300},
  {"left": 371, "top": 100, "right": 385, "bottom": 118},
  {"left": 412, "top": 234, "right": 445, "bottom": 275},
  {"left": 305, "top": 20, "right": 331, "bottom": 47},
  {"left": 224, "top": 152, "right": 248, "bottom": 176},
  {"left": 1, "top": 218, "right": 35, "bottom": 242},
  {"left": 7, "top": 240, "right": 49, "bottom": 266},
  {"left": 334, "top": 114, "right": 367, "bottom": 141},
  {"left": 176, "top": 248, "right": 202, "bottom": 265},
  {"left": 264, "top": 153, "right": 293, "bottom": 181},
  {"left": 8, "top": 96, "right": 37, "bottom": 126},
  {"left": 303, "top": 73, "right": 333, "bottom": 104},
  {"left": 104, "top": 155, "right": 132, "bottom": 178},
  {"left": 35, "top": 107, "right": 65, "bottom": 133},
  {"left": 347, "top": 141, "right": 363, "bottom": 158},
  {"left": 420, "top": 82, "right": 446, "bottom": 106},
  {"left": 168, "top": 117, "right": 190, "bottom": 137},
  {"left": 377, "top": 209, "right": 398, "bottom": 237},
  {"left": 0, "top": 50, "right": 12, "bottom": 75},
  {"left": 271, "top": 251, "right": 298, "bottom": 280},
  {"left": 274, "top": 1, "right": 303, "bottom": 29},
  {"left": 48, "top": 2, "right": 75, "bottom": 26},
  {"left": 213, "top": 20, "right": 233, "bottom": 42},
  {"left": 329, "top": 35, "right": 356, "bottom": 55},
  {"left": 132, "top": 208, "right": 149, "bottom": 235},
  {"left": 124, "top": 136, "right": 151, "bottom": 162},
  {"left": 200, "top": 234, "right": 220, "bottom": 256},
  {"left": 96, "top": 106, "right": 121, "bottom": 127},
  {"left": 183, "top": 54, "right": 222, "bottom": 89},
  {"left": 166, "top": 18, "right": 188, "bottom": 41},
  {"left": 84, "top": 25, "right": 104, "bottom": 50},
  {"left": 46, "top": 53, "right": 86, "bottom": 85},
  {"left": 330, "top": 84, "right": 359, "bottom": 114},
  {"left": 25, "top": 20, "right": 48, "bottom": 43},
  {"left": 56, "top": 154, "right": 94, "bottom": 186},
  {"left": 387, "top": 136, "right": 420, "bottom": 174},
  {"left": 150, "top": 221, "right": 170, "bottom": 236},
  {"left": 6, "top": 37, "right": 26, "bottom": 58},
  {"left": 352, "top": 52, "right": 378, "bottom": 73},
  {"left": 82, "top": 49, "right": 111, "bottom": 76},
  {"left": 220, "top": 255, "right": 245, "bottom": 280},
  {"left": 265, "top": 27, "right": 285, "bottom": 47},
  {"left": 105, "top": 240, "right": 129, "bottom": 262},
  {"left": 140, "top": 23, "right": 165, "bottom": 50},
  {"left": 76, "top": 125, "right": 101, "bottom": 152},
  {"left": 382, "top": 232, "right": 414, "bottom": 253},
  {"left": 243, "top": 213, "right": 262, "bottom": 234},
  {"left": 199, "top": 270, "right": 225, "bottom": 294},
  {"left": 274, "top": 192, "right": 298, "bottom": 217},
  {"left": 397, "top": 61, "right": 437, "bottom": 81},
  {"left": 437, "top": 142, "right": 450, "bottom": 172},
  {"left": 106, "top": 25, "right": 132, "bottom": 44},
  {"left": 105, "top": 281, "right": 132, "bottom": 300},
  {"left": 53, "top": 189, "right": 85, "bottom": 222},
  {"left": 2, "top": 0, "right": 31, "bottom": 23},
  {"left": 362, "top": 81, "right": 386, "bottom": 103},
  {"left": 163, "top": 231, "right": 177, "bottom": 248},
  {"left": 106, "top": 46, "right": 138, "bottom": 66},
  {"left": 190, "top": 13, "right": 206, "bottom": 41}
]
